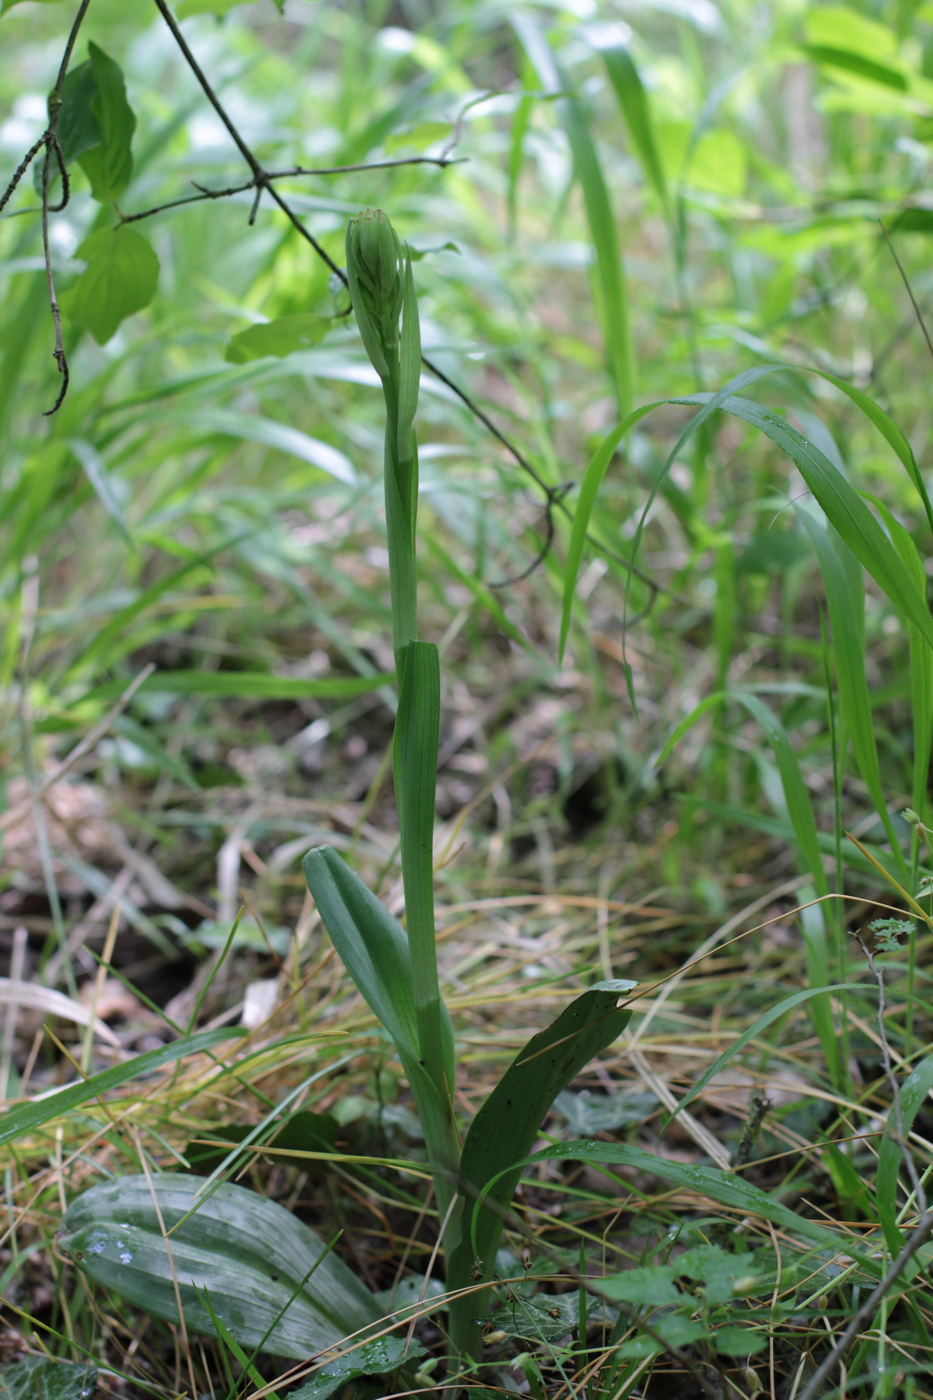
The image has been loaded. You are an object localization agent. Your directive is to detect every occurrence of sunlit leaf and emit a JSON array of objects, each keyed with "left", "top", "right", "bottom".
[
  {"left": 225, "top": 314, "right": 332, "bottom": 363},
  {"left": 63, "top": 226, "right": 159, "bottom": 345}
]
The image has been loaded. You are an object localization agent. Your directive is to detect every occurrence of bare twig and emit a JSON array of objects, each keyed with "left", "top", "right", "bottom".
[
  {"left": 796, "top": 1211, "right": 933, "bottom": 1400},
  {"left": 150, "top": 0, "right": 672, "bottom": 598},
  {"left": 879, "top": 218, "right": 933, "bottom": 365},
  {"left": 796, "top": 937, "right": 932, "bottom": 1400},
  {"left": 34, "top": 0, "right": 94, "bottom": 413}
]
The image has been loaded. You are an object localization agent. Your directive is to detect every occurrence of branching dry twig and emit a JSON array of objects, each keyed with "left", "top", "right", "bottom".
[
  {"left": 796, "top": 937, "right": 931, "bottom": 1400},
  {"left": 2, "top": 0, "right": 95, "bottom": 413}
]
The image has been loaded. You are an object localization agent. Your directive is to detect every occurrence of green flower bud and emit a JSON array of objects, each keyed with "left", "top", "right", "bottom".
[{"left": 346, "top": 209, "right": 404, "bottom": 379}]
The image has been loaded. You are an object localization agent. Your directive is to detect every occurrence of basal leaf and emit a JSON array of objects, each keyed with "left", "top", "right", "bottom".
[
  {"left": 676, "top": 393, "right": 933, "bottom": 655},
  {"left": 225, "top": 314, "right": 331, "bottom": 364},
  {"left": 78, "top": 43, "right": 136, "bottom": 202},
  {"left": 60, "top": 1175, "right": 379, "bottom": 1358},
  {"left": 63, "top": 226, "right": 159, "bottom": 345}
]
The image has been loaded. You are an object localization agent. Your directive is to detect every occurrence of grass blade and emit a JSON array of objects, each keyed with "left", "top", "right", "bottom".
[
  {"left": 512, "top": 11, "right": 634, "bottom": 412},
  {"left": 0, "top": 1028, "right": 247, "bottom": 1149}
]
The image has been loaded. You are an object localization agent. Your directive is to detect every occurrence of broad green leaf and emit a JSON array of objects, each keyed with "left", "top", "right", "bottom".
[
  {"left": 63, "top": 226, "right": 159, "bottom": 345},
  {"left": 77, "top": 43, "right": 135, "bottom": 202},
  {"left": 304, "top": 846, "right": 460, "bottom": 1260},
  {"left": 876, "top": 1053, "right": 933, "bottom": 1226},
  {"left": 598, "top": 1265, "right": 681, "bottom": 1306},
  {"left": 0, "top": 1028, "right": 246, "bottom": 1149},
  {"left": 688, "top": 130, "right": 747, "bottom": 198},
  {"left": 485, "top": 1294, "right": 580, "bottom": 1343},
  {"left": 56, "top": 62, "right": 101, "bottom": 165},
  {"left": 713, "top": 1327, "right": 769, "bottom": 1356},
  {"left": 597, "top": 42, "right": 667, "bottom": 207},
  {"left": 894, "top": 209, "right": 933, "bottom": 234},
  {"left": 289, "top": 1336, "right": 426, "bottom": 1400},
  {"left": 659, "top": 984, "right": 867, "bottom": 1122},
  {"left": 225, "top": 314, "right": 331, "bottom": 364},
  {"left": 805, "top": 6, "right": 899, "bottom": 61},
  {"left": 512, "top": 12, "right": 633, "bottom": 413},
  {"left": 59, "top": 1175, "right": 379, "bottom": 1358},
  {"left": 0, "top": 1358, "right": 97, "bottom": 1400},
  {"left": 178, "top": 410, "right": 356, "bottom": 484},
  {"left": 514, "top": 1141, "right": 882, "bottom": 1274},
  {"left": 449, "top": 980, "right": 636, "bottom": 1291}
]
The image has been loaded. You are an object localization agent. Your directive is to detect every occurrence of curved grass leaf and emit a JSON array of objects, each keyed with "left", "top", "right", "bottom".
[
  {"left": 598, "top": 42, "right": 668, "bottom": 208},
  {"left": 488, "top": 1141, "right": 882, "bottom": 1276},
  {"left": 512, "top": 11, "right": 633, "bottom": 412},
  {"left": 666, "top": 983, "right": 868, "bottom": 1121},
  {"left": 559, "top": 411, "right": 655, "bottom": 662},
  {"left": 675, "top": 393, "right": 933, "bottom": 654},
  {"left": 178, "top": 410, "right": 356, "bottom": 484},
  {"left": 798, "top": 507, "right": 905, "bottom": 872},
  {"left": 59, "top": 1174, "right": 379, "bottom": 1358},
  {"left": 0, "top": 1027, "right": 246, "bottom": 1149}
]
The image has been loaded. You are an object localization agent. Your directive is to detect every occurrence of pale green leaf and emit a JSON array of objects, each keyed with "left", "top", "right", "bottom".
[
  {"left": 225, "top": 314, "right": 331, "bottom": 363},
  {"left": 63, "top": 226, "right": 159, "bottom": 345}
]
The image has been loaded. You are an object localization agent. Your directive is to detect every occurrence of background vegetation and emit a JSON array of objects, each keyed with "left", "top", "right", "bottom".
[{"left": 3, "top": 0, "right": 933, "bottom": 1395}]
